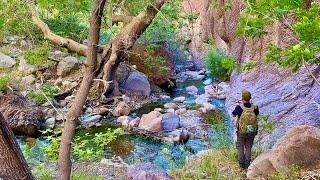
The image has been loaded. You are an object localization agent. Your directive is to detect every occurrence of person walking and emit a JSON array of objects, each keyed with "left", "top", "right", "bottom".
[{"left": 232, "top": 90, "right": 259, "bottom": 169}]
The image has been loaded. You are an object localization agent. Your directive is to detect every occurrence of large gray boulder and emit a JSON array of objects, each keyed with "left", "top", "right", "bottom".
[
  {"left": 123, "top": 72, "right": 151, "bottom": 97},
  {"left": 56, "top": 56, "right": 79, "bottom": 77},
  {"left": 162, "top": 113, "right": 180, "bottom": 131},
  {"left": 127, "top": 163, "right": 171, "bottom": 180},
  {"left": 0, "top": 52, "right": 16, "bottom": 68}
]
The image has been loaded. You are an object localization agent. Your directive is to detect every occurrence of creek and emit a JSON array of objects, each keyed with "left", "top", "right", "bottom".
[{"left": 18, "top": 77, "right": 234, "bottom": 171}]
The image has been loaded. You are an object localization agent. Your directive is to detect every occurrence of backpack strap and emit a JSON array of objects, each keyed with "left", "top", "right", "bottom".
[{"left": 240, "top": 104, "right": 255, "bottom": 111}]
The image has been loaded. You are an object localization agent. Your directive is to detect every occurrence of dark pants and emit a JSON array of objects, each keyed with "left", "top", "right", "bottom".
[{"left": 236, "top": 132, "right": 255, "bottom": 168}]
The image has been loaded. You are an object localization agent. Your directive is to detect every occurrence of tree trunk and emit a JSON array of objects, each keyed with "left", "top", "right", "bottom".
[
  {"left": 0, "top": 113, "right": 33, "bottom": 180},
  {"left": 57, "top": 0, "right": 106, "bottom": 179}
]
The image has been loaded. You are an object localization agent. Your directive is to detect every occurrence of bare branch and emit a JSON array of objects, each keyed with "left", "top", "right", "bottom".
[
  {"left": 112, "top": 15, "right": 135, "bottom": 25},
  {"left": 27, "top": 2, "right": 88, "bottom": 56}
]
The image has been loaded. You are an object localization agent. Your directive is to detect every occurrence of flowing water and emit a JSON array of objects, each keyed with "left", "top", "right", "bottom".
[{"left": 18, "top": 78, "right": 233, "bottom": 170}]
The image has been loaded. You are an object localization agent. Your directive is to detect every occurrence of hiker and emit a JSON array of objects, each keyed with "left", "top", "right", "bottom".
[{"left": 232, "top": 90, "right": 259, "bottom": 169}]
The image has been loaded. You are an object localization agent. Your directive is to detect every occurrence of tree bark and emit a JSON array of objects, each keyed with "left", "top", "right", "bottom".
[
  {"left": 0, "top": 113, "right": 33, "bottom": 180},
  {"left": 57, "top": 0, "right": 106, "bottom": 179}
]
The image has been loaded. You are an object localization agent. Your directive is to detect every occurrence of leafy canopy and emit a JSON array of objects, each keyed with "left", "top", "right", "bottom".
[{"left": 237, "top": 0, "right": 320, "bottom": 72}]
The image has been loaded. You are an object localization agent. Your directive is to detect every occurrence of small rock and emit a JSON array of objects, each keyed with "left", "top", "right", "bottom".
[
  {"left": 164, "top": 129, "right": 190, "bottom": 144},
  {"left": 216, "top": 94, "right": 226, "bottom": 100},
  {"left": 175, "top": 108, "right": 187, "bottom": 115},
  {"left": 21, "top": 74, "right": 36, "bottom": 86},
  {"left": 195, "top": 94, "right": 208, "bottom": 105},
  {"left": 162, "top": 113, "right": 180, "bottom": 131},
  {"left": 203, "top": 78, "right": 212, "bottom": 85},
  {"left": 117, "top": 116, "right": 133, "bottom": 127},
  {"left": 44, "top": 117, "right": 55, "bottom": 129},
  {"left": 127, "top": 163, "right": 171, "bottom": 180},
  {"left": 154, "top": 108, "right": 164, "bottom": 112},
  {"left": 160, "top": 95, "right": 171, "bottom": 100},
  {"left": 186, "top": 85, "right": 198, "bottom": 94},
  {"left": 81, "top": 114, "right": 102, "bottom": 128},
  {"left": 56, "top": 56, "right": 79, "bottom": 77},
  {"left": 164, "top": 103, "right": 178, "bottom": 110},
  {"left": 166, "top": 108, "right": 175, "bottom": 113},
  {"left": 195, "top": 74, "right": 205, "bottom": 80},
  {"left": 202, "top": 103, "right": 216, "bottom": 112},
  {"left": 0, "top": 52, "right": 16, "bottom": 68},
  {"left": 112, "top": 102, "right": 130, "bottom": 117},
  {"left": 173, "top": 96, "right": 185, "bottom": 103}
]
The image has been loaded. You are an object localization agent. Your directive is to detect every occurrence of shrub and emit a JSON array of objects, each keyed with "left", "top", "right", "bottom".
[
  {"left": 272, "top": 164, "right": 300, "bottom": 180},
  {"left": 23, "top": 41, "right": 51, "bottom": 66},
  {"left": 0, "top": 74, "right": 13, "bottom": 92},
  {"left": 205, "top": 48, "right": 237, "bottom": 81},
  {"left": 28, "top": 85, "right": 60, "bottom": 104}
]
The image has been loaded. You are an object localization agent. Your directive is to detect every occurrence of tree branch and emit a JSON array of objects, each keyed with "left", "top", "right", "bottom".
[
  {"left": 112, "top": 15, "right": 135, "bottom": 25},
  {"left": 27, "top": 2, "right": 88, "bottom": 56}
]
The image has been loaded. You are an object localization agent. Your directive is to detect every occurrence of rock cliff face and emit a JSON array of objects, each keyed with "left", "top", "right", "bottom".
[{"left": 185, "top": 0, "right": 320, "bottom": 147}]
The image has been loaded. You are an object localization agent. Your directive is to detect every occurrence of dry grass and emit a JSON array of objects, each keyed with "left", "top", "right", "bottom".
[{"left": 170, "top": 149, "right": 246, "bottom": 180}]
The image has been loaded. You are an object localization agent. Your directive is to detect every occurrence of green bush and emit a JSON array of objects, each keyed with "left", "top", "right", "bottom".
[
  {"left": 205, "top": 48, "right": 237, "bottom": 81},
  {"left": 28, "top": 85, "right": 60, "bottom": 104},
  {"left": 272, "top": 164, "right": 300, "bottom": 180},
  {"left": 0, "top": 75, "right": 13, "bottom": 92},
  {"left": 23, "top": 41, "right": 51, "bottom": 66}
]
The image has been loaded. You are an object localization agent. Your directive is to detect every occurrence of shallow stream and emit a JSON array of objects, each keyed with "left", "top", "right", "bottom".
[{"left": 18, "top": 78, "right": 233, "bottom": 170}]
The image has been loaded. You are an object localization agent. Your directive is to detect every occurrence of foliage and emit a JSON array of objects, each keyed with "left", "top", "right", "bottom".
[
  {"left": 241, "top": 62, "right": 257, "bottom": 72},
  {"left": 40, "top": 128, "right": 123, "bottom": 162},
  {"left": 254, "top": 114, "right": 275, "bottom": 154},
  {"left": 237, "top": 0, "right": 320, "bottom": 72},
  {"left": 170, "top": 149, "right": 242, "bottom": 179},
  {"left": 0, "top": 74, "right": 13, "bottom": 92},
  {"left": 72, "top": 172, "right": 104, "bottom": 180},
  {"left": 205, "top": 48, "right": 237, "bottom": 81},
  {"left": 272, "top": 164, "right": 300, "bottom": 180},
  {"left": 205, "top": 110, "right": 233, "bottom": 149},
  {"left": 46, "top": 15, "right": 89, "bottom": 42},
  {"left": 28, "top": 85, "right": 60, "bottom": 104},
  {"left": 23, "top": 41, "right": 51, "bottom": 66},
  {"left": 0, "top": 0, "right": 34, "bottom": 39}
]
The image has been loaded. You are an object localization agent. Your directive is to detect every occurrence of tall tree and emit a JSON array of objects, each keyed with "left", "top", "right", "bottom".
[
  {"left": 28, "top": 0, "right": 165, "bottom": 179},
  {"left": 0, "top": 113, "right": 33, "bottom": 180}
]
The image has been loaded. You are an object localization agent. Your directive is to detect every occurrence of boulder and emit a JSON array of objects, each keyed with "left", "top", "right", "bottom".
[
  {"left": 175, "top": 108, "right": 187, "bottom": 115},
  {"left": 164, "top": 129, "right": 190, "bottom": 144},
  {"left": 247, "top": 151, "right": 276, "bottom": 179},
  {"left": 81, "top": 114, "right": 102, "bottom": 128},
  {"left": 138, "top": 111, "right": 162, "bottom": 132},
  {"left": 186, "top": 85, "right": 198, "bottom": 94},
  {"left": 269, "top": 125, "right": 320, "bottom": 170},
  {"left": 173, "top": 96, "right": 185, "bottom": 103},
  {"left": 117, "top": 116, "right": 133, "bottom": 127},
  {"left": 112, "top": 102, "right": 131, "bottom": 117},
  {"left": 162, "top": 113, "right": 180, "bottom": 131},
  {"left": 129, "top": 117, "right": 140, "bottom": 128},
  {"left": 44, "top": 117, "right": 56, "bottom": 129},
  {"left": 0, "top": 52, "right": 16, "bottom": 68},
  {"left": 123, "top": 71, "right": 151, "bottom": 97},
  {"left": 247, "top": 125, "right": 320, "bottom": 179},
  {"left": 115, "top": 62, "right": 131, "bottom": 84},
  {"left": 56, "top": 56, "right": 79, "bottom": 77},
  {"left": 0, "top": 93, "right": 44, "bottom": 136},
  {"left": 195, "top": 94, "right": 208, "bottom": 105},
  {"left": 127, "top": 163, "right": 171, "bottom": 180}
]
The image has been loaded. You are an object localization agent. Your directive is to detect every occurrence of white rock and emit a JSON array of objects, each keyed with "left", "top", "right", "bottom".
[
  {"left": 117, "top": 116, "right": 133, "bottom": 127},
  {"left": 21, "top": 74, "right": 36, "bottom": 86},
  {"left": 57, "top": 56, "right": 79, "bottom": 76},
  {"left": 160, "top": 95, "right": 171, "bottom": 100},
  {"left": 203, "top": 78, "right": 212, "bottom": 85},
  {"left": 44, "top": 117, "right": 55, "bottom": 129},
  {"left": 164, "top": 103, "right": 178, "bottom": 110},
  {"left": 0, "top": 52, "right": 16, "bottom": 68},
  {"left": 18, "top": 57, "right": 36, "bottom": 74},
  {"left": 186, "top": 85, "right": 198, "bottom": 94},
  {"left": 173, "top": 96, "right": 186, "bottom": 103}
]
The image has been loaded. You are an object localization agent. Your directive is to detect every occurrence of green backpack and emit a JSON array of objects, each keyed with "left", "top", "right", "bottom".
[{"left": 238, "top": 105, "right": 258, "bottom": 135}]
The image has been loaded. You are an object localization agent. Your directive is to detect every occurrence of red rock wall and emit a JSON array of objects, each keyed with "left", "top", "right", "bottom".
[{"left": 185, "top": 0, "right": 320, "bottom": 147}]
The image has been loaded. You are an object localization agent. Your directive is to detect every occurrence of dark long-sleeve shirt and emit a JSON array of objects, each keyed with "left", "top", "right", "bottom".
[{"left": 232, "top": 102, "right": 259, "bottom": 118}]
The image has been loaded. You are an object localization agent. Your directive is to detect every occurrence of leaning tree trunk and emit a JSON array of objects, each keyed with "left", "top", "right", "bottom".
[
  {"left": 0, "top": 113, "right": 33, "bottom": 180},
  {"left": 57, "top": 0, "right": 106, "bottom": 179}
]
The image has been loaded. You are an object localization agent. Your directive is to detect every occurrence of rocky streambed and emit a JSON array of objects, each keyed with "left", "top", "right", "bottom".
[{"left": 18, "top": 69, "right": 233, "bottom": 178}]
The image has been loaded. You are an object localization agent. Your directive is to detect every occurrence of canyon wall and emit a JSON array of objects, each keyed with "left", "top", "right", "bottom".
[{"left": 185, "top": 0, "right": 320, "bottom": 147}]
